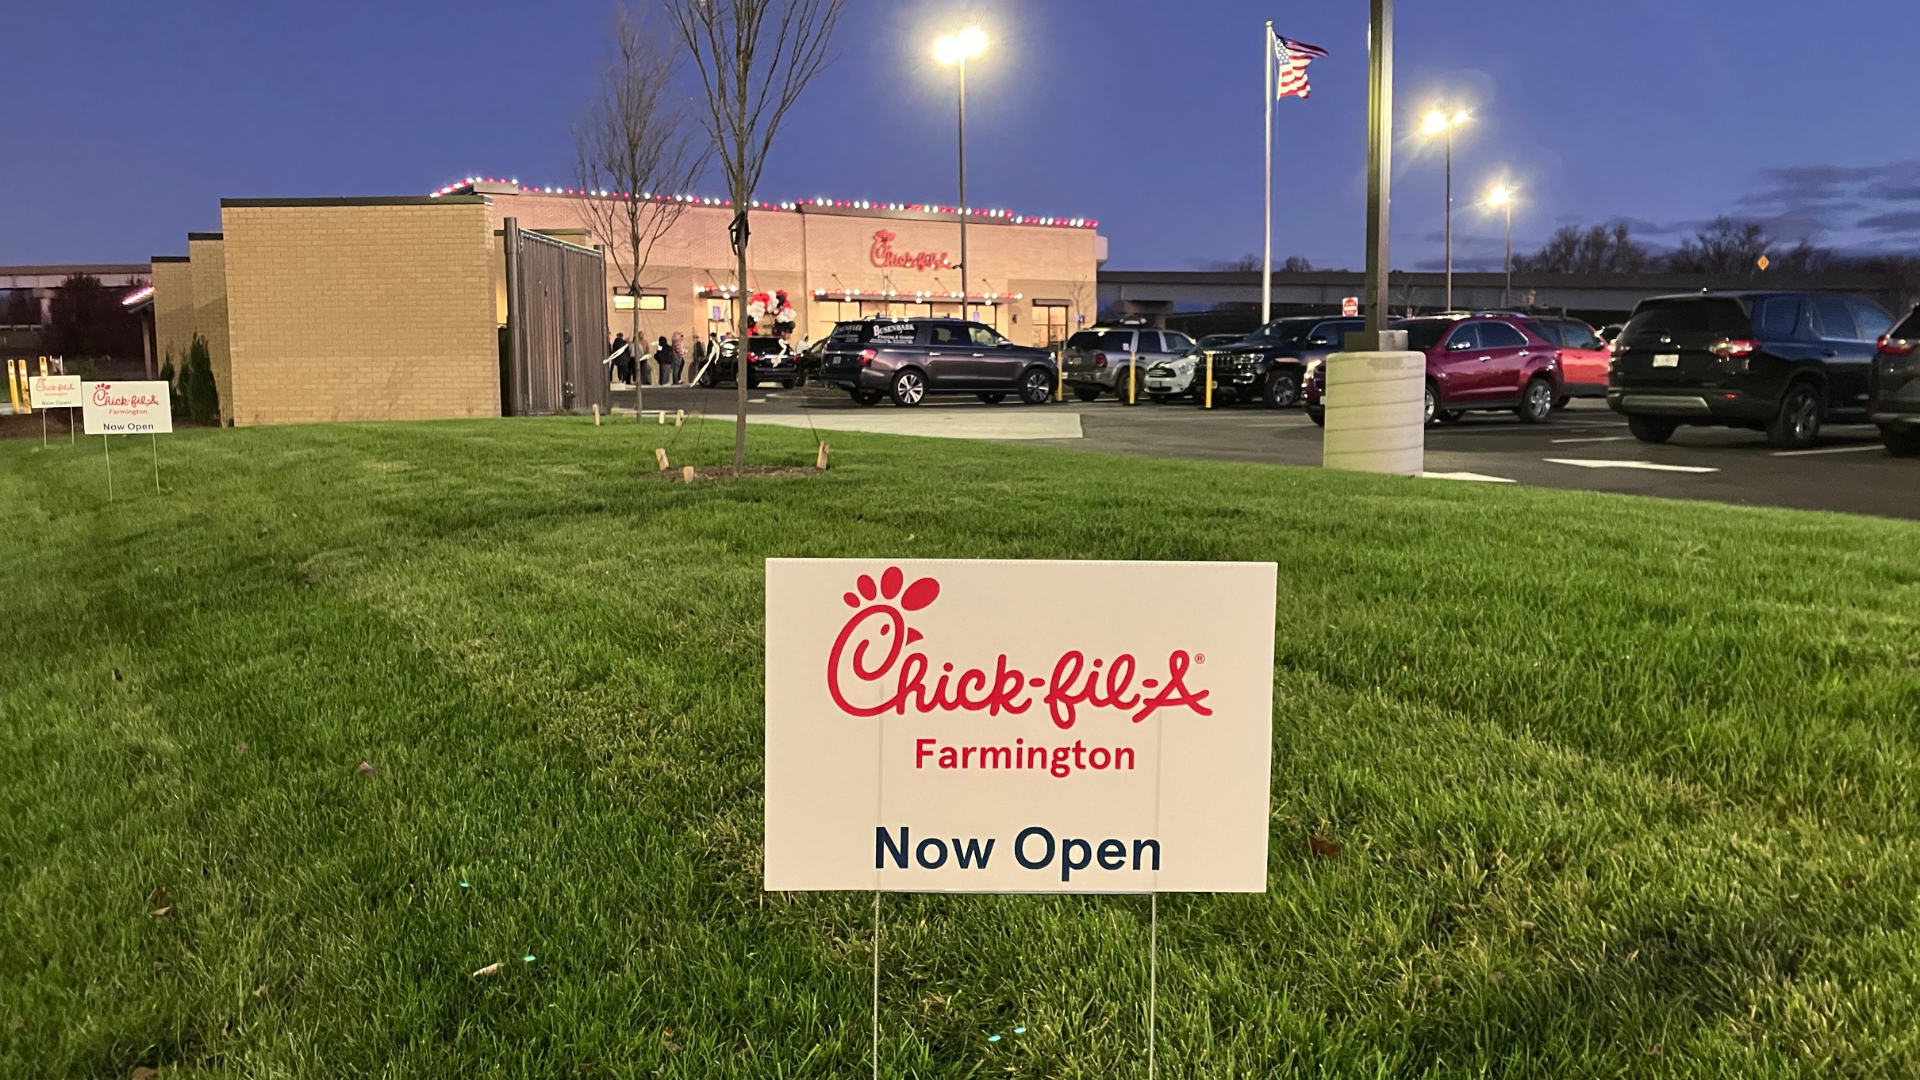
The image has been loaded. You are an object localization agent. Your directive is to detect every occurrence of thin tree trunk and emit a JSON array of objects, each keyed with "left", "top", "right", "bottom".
[
  {"left": 733, "top": 208, "right": 748, "bottom": 475},
  {"left": 645, "top": 272, "right": 652, "bottom": 417},
  {"left": 632, "top": 273, "right": 643, "bottom": 419}
]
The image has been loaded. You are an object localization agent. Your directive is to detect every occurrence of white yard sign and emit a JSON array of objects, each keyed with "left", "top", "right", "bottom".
[
  {"left": 82, "top": 381, "right": 172, "bottom": 435},
  {"left": 766, "top": 559, "right": 1276, "bottom": 894},
  {"left": 30, "top": 375, "right": 83, "bottom": 410}
]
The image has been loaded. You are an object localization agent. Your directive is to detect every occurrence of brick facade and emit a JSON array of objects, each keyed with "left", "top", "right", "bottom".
[
  {"left": 474, "top": 186, "right": 1101, "bottom": 351},
  {"left": 219, "top": 197, "right": 498, "bottom": 426},
  {"left": 187, "top": 234, "right": 232, "bottom": 424},
  {"left": 149, "top": 257, "right": 195, "bottom": 371}
]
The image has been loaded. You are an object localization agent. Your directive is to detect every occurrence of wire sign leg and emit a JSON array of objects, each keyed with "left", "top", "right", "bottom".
[
  {"left": 1149, "top": 892, "right": 1158, "bottom": 1080},
  {"left": 873, "top": 890, "right": 881, "bottom": 1080}
]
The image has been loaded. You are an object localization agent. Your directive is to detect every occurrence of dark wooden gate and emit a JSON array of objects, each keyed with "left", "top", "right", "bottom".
[{"left": 503, "top": 218, "right": 610, "bottom": 416}]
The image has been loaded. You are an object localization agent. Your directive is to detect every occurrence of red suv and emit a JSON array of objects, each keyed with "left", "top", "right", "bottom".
[{"left": 1304, "top": 314, "right": 1564, "bottom": 425}]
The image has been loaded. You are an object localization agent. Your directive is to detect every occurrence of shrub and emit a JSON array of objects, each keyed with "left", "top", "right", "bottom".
[
  {"left": 159, "top": 353, "right": 180, "bottom": 416},
  {"left": 185, "top": 334, "right": 218, "bottom": 425}
]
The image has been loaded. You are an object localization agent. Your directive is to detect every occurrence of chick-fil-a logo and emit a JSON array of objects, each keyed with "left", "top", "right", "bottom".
[
  {"left": 869, "top": 230, "right": 952, "bottom": 272},
  {"left": 91, "top": 384, "right": 162, "bottom": 409},
  {"left": 826, "top": 566, "right": 1210, "bottom": 729}
]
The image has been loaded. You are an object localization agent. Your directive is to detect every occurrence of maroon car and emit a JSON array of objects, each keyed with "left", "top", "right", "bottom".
[{"left": 1304, "top": 314, "right": 1565, "bottom": 425}]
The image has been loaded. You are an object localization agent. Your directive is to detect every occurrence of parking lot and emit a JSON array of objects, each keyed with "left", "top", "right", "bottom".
[{"left": 614, "top": 386, "right": 1920, "bottom": 521}]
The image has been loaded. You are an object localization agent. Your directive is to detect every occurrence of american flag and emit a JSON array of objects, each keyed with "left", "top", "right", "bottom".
[{"left": 1272, "top": 32, "right": 1328, "bottom": 100}]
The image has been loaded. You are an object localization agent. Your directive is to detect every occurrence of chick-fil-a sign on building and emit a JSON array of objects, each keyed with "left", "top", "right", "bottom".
[{"left": 765, "top": 559, "right": 1276, "bottom": 894}]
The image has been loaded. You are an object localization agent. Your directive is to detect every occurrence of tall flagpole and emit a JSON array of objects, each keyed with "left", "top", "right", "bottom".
[{"left": 1262, "top": 21, "right": 1272, "bottom": 326}]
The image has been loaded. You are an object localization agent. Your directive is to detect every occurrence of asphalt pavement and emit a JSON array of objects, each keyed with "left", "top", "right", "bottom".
[{"left": 612, "top": 384, "right": 1920, "bottom": 521}]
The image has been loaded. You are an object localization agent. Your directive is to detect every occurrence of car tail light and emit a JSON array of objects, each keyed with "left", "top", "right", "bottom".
[
  {"left": 1879, "top": 334, "right": 1916, "bottom": 357},
  {"left": 859, "top": 348, "right": 876, "bottom": 367},
  {"left": 1093, "top": 352, "right": 1108, "bottom": 368},
  {"left": 1712, "top": 338, "right": 1756, "bottom": 374}
]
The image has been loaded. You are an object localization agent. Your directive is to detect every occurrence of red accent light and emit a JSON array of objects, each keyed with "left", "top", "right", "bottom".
[
  {"left": 1711, "top": 338, "right": 1756, "bottom": 358},
  {"left": 1879, "top": 334, "right": 1916, "bottom": 357},
  {"left": 1093, "top": 352, "right": 1108, "bottom": 368},
  {"left": 859, "top": 349, "right": 876, "bottom": 366}
]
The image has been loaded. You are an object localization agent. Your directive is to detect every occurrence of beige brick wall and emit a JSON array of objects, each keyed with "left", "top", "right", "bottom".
[
  {"left": 220, "top": 199, "right": 498, "bottom": 426},
  {"left": 481, "top": 190, "right": 1098, "bottom": 350},
  {"left": 150, "top": 259, "right": 196, "bottom": 371},
  {"left": 188, "top": 237, "right": 232, "bottom": 424}
]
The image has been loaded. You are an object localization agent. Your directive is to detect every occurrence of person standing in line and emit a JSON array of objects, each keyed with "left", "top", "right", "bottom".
[
  {"left": 690, "top": 337, "right": 706, "bottom": 385},
  {"left": 656, "top": 336, "right": 676, "bottom": 385},
  {"left": 609, "top": 333, "right": 629, "bottom": 386},
  {"left": 670, "top": 331, "right": 686, "bottom": 385}
]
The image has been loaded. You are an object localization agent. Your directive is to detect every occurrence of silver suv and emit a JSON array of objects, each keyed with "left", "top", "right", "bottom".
[{"left": 1061, "top": 322, "right": 1197, "bottom": 404}]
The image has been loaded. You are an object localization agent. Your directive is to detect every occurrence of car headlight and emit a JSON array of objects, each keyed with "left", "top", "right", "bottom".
[{"left": 1304, "top": 358, "right": 1323, "bottom": 380}]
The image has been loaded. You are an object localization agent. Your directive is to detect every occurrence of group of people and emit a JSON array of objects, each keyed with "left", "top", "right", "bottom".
[{"left": 608, "top": 332, "right": 709, "bottom": 387}]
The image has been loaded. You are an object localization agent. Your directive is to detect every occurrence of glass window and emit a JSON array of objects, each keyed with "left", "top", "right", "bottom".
[
  {"left": 1444, "top": 324, "right": 1481, "bottom": 350},
  {"left": 967, "top": 324, "right": 1004, "bottom": 347},
  {"left": 924, "top": 324, "right": 966, "bottom": 345},
  {"left": 1066, "top": 331, "right": 1102, "bottom": 350},
  {"left": 1099, "top": 330, "right": 1136, "bottom": 351},
  {"left": 1755, "top": 298, "right": 1804, "bottom": 340},
  {"left": 1892, "top": 308, "right": 1920, "bottom": 340},
  {"left": 1163, "top": 331, "right": 1194, "bottom": 351},
  {"left": 1243, "top": 318, "right": 1318, "bottom": 345},
  {"left": 1849, "top": 299, "right": 1893, "bottom": 341},
  {"left": 1134, "top": 332, "right": 1163, "bottom": 352},
  {"left": 1397, "top": 320, "right": 1452, "bottom": 352},
  {"left": 1620, "top": 298, "right": 1752, "bottom": 343},
  {"left": 1477, "top": 322, "right": 1530, "bottom": 348},
  {"left": 1810, "top": 295, "right": 1858, "bottom": 341},
  {"left": 829, "top": 323, "right": 864, "bottom": 342},
  {"left": 1555, "top": 321, "right": 1601, "bottom": 349}
]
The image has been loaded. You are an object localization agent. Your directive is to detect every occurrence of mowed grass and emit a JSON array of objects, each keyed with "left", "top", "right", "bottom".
[{"left": 2, "top": 416, "right": 1918, "bottom": 1079}]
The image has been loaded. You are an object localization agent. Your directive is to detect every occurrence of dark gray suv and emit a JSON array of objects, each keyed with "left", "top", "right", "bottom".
[
  {"left": 817, "top": 318, "right": 1058, "bottom": 407},
  {"left": 1870, "top": 305, "right": 1920, "bottom": 456}
]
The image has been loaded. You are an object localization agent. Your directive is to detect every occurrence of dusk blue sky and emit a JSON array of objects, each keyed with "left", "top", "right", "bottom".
[{"left": 7, "top": 0, "right": 1918, "bottom": 271}]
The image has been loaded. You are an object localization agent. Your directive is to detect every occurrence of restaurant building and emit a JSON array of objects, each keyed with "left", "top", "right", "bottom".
[
  {"left": 150, "top": 179, "right": 1104, "bottom": 426},
  {"left": 444, "top": 178, "right": 1105, "bottom": 349}
]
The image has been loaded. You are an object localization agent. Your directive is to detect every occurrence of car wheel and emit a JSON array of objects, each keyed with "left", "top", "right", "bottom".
[
  {"left": 1437, "top": 410, "right": 1464, "bottom": 424},
  {"left": 1553, "top": 395, "right": 1570, "bottom": 411},
  {"left": 1880, "top": 424, "right": 1920, "bottom": 457},
  {"left": 1767, "top": 381, "right": 1823, "bottom": 449},
  {"left": 1423, "top": 381, "right": 1439, "bottom": 425},
  {"left": 1516, "top": 377, "right": 1555, "bottom": 424},
  {"left": 850, "top": 389, "right": 882, "bottom": 406},
  {"left": 1262, "top": 371, "right": 1300, "bottom": 409},
  {"left": 1115, "top": 378, "right": 1141, "bottom": 405},
  {"left": 978, "top": 392, "right": 1006, "bottom": 405},
  {"left": 1306, "top": 406, "right": 1325, "bottom": 427},
  {"left": 1149, "top": 393, "right": 1170, "bottom": 404},
  {"left": 889, "top": 369, "right": 926, "bottom": 407},
  {"left": 1627, "top": 415, "right": 1677, "bottom": 443},
  {"left": 1019, "top": 368, "right": 1054, "bottom": 405},
  {"left": 1073, "top": 384, "right": 1101, "bottom": 403}
]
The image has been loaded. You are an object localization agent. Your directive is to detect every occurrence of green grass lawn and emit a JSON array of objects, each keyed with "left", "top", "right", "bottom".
[{"left": 3, "top": 417, "right": 1918, "bottom": 1079}]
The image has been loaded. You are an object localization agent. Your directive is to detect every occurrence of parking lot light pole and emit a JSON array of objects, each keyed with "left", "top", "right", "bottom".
[
  {"left": 1421, "top": 107, "right": 1470, "bottom": 311},
  {"left": 935, "top": 29, "right": 987, "bottom": 318},
  {"left": 1488, "top": 184, "right": 1514, "bottom": 307}
]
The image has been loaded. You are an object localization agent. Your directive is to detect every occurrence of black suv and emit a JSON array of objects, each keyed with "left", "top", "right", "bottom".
[
  {"left": 817, "top": 318, "right": 1058, "bottom": 407},
  {"left": 1870, "top": 305, "right": 1920, "bottom": 456},
  {"left": 1609, "top": 291, "right": 1894, "bottom": 449},
  {"left": 1201, "top": 316, "right": 1364, "bottom": 408},
  {"left": 698, "top": 336, "right": 800, "bottom": 388}
]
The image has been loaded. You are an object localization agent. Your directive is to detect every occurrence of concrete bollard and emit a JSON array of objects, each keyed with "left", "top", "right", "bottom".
[{"left": 1323, "top": 349, "right": 1425, "bottom": 476}]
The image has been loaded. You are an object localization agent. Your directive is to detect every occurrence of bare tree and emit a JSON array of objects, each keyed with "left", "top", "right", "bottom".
[
  {"left": 1668, "top": 217, "right": 1771, "bottom": 276},
  {"left": 1513, "top": 223, "right": 1656, "bottom": 275},
  {"left": 661, "top": 0, "right": 847, "bottom": 473},
  {"left": 573, "top": 8, "right": 707, "bottom": 416}
]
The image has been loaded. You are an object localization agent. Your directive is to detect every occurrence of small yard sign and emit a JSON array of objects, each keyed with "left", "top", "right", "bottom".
[
  {"left": 765, "top": 559, "right": 1276, "bottom": 894},
  {"left": 30, "top": 375, "right": 84, "bottom": 410},
  {"left": 82, "top": 381, "right": 172, "bottom": 435}
]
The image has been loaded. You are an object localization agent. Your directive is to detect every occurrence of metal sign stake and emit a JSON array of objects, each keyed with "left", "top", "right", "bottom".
[
  {"left": 1148, "top": 892, "right": 1158, "bottom": 1080},
  {"left": 153, "top": 432, "right": 161, "bottom": 491},
  {"left": 872, "top": 890, "right": 881, "bottom": 1080},
  {"left": 104, "top": 435, "right": 113, "bottom": 502}
]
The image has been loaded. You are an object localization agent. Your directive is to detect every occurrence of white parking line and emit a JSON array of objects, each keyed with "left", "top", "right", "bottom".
[
  {"left": 1545, "top": 458, "right": 1719, "bottom": 474},
  {"left": 1421, "top": 471, "right": 1516, "bottom": 483},
  {"left": 1551, "top": 436, "right": 1632, "bottom": 444},
  {"left": 1770, "top": 444, "right": 1883, "bottom": 457}
]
